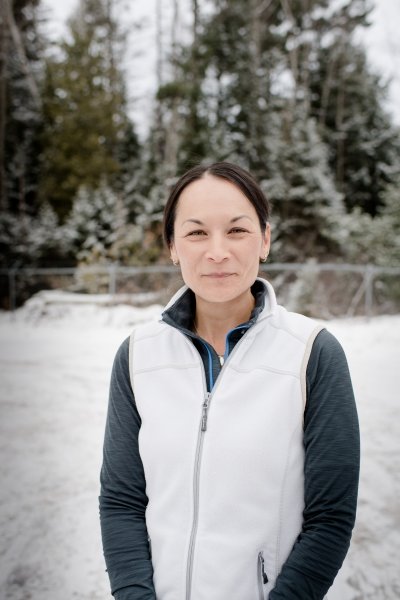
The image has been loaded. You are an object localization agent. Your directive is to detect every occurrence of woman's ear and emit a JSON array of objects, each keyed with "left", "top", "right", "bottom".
[
  {"left": 170, "top": 243, "right": 179, "bottom": 266},
  {"left": 260, "top": 223, "right": 271, "bottom": 260}
]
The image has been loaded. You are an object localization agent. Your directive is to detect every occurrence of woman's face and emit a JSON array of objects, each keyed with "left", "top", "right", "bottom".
[{"left": 170, "top": 174, "right": 270, "bottom": 306}]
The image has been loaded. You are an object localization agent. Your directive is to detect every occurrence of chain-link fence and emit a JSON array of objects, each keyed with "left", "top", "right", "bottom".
[{"left": 1, "top": 263, "right": 399, "bottom": 319}]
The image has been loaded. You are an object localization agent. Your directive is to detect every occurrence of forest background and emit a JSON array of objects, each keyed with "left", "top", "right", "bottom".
[{"left": 1, "top": 0, "right": 400, "bottom": 312}]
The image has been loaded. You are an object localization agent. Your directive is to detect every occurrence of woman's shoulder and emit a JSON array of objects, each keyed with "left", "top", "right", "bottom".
[
  {"left": 112, "top": 336, "right": 130, "bottom": 377},
  {"left": 307, "top": 327, "right": 353, "bottom": 398},
  {"left": 130, "top": 319, "right": 168, "bottom": 342},
  {"left": 271, "top": 304, "right": 323, "bottom": 343},
  {"left": 309, "top": 328, "right": 348, "bottom": 367},
  {"left": 111, "top": 320, "right": 168, "bottom": 377}
]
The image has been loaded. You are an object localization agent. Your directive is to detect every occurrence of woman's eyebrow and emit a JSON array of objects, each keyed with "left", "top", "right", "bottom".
[
  {"left": 182, "top": 218, "right": 204, "bottom": 225},
  {"left": 182, "top": 215, "right": 253, "bottom": 226},
  {"left": 231, "top": 215, "right": 252, "bottom": 223}
]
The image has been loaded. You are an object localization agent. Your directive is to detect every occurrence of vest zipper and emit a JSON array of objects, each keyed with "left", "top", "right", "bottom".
[
  {"left": 186, "top": 391, "right": 211, "bottom": 600},
  {"left": 257, "top": 551, "right": 268, "bottom": 600},
  {"left": 201, "top": 394, "right": 210, "bottom": 431},
  {"left": 183, "top": 327, "right": 252, "bottom": 600}
]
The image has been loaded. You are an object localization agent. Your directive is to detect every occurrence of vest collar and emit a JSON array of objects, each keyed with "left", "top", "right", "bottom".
[{"left": 161, "top": 277, "right": 277, "bottom": 332}]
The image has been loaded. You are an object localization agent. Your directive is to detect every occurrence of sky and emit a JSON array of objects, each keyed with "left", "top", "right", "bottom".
[{"left": 40, "top": 0, "right": 400, "bottom": 136}]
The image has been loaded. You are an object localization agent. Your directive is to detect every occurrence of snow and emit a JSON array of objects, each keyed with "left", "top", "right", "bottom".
[{"left": 0, "top": 294, "right": 399, "bottom": 599}]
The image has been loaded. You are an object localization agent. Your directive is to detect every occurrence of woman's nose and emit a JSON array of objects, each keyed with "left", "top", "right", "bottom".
[{"left": 205, "top": 235, "right": 230, "bottom": 262}]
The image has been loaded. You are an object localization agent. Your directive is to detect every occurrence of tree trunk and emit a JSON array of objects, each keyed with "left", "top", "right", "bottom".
[
  {"left": 156, "top": 0, "right": 163, "bottom": 90},
  {"left": 0, "top": 0, "right": 9, "bottom": 209},
  {"left": 5, "top": 0, "right": 40, "bottom": 108},
  {"left": 335, "top": 77, "right": 345, "bottom": 191},
  {"left": 153, "top": 0, "right": 165, "bottom": 165},
  {"left": 164, "top": 0, "right": 180, "bottom": 175},
  {"left": 280, "top": 0, "right": 298, "bottom": 119}
]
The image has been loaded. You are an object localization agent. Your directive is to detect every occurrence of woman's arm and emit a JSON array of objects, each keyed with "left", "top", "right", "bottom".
[
  {"left": 99, "top": 337, "right": 156, "bottom": 600},
  {"left": 269, "top": 329, "right": 360, "bottom": 599}
]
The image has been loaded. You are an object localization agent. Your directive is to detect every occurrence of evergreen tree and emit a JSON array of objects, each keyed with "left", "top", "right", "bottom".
[
  {"left": 63, "top": 181, "right": 131, "bottom": 264},
  {"left": 173, "top": 0, "right": 283, "bottom": 175},
  {"left": 265, "top": 107, "right": 345, "bottom": 262},
  {"left": 158, "top": 0, "right": 346, "bottom": 262},
  {"left": 0, "top": 0, "right": 44, "bottom": 214},
  {"left": 156, "top": 0, "right": 399, "bottom": 262},
  {"left": 307, "top": 0, "right": 400, "bottom": 215},
  {"left": 39, "top": 0, "right": 139, "bottom": 219},
  {"left": 374, "top": 176, "right": 400, "bottom": 266},
  {"left": 0, "top": 202, "right": 64, "bottom": 267}
]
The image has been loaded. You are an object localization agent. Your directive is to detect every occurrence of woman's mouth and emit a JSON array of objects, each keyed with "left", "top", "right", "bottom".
[{"left": 203, "top": 272, "right": 235, "bottom": 278}]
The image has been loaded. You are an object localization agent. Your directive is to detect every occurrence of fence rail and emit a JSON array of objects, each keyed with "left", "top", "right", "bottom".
[{"left": 1, "top": 263, "right": 399, "bottom": 319}]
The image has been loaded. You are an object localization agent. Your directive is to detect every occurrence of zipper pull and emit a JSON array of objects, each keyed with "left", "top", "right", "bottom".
[
  {"left": 258, "top": 551, "right": 269, "bottom": 584},
  {"left": 201, "top": 393, "right": 211, "bottom": 431}
]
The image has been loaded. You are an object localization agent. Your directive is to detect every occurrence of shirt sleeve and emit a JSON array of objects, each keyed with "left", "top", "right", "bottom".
[
  {"left": 269, "top": 329, "right": 360, "bottom": 600},
  {"left": 99, "top": 337, "right": 156, "bottom": 600}
]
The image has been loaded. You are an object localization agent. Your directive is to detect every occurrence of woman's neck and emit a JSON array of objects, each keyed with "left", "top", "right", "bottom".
[{"left": 194, "top": 290, "right": 255, "bottom": 355}]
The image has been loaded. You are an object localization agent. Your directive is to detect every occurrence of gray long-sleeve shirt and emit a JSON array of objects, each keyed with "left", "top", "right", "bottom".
[{"left": 99, "top": 284, "right": 360, "bottom": 600}]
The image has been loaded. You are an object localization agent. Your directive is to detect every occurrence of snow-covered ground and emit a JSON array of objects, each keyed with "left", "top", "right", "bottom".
[{"left": 0, "top": 292, "right": 399, "bottom": 599}]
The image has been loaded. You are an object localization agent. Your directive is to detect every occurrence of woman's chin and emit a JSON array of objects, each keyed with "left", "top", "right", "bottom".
[{"left": 189, "top": 278, "right": 253, "bottom": 306}]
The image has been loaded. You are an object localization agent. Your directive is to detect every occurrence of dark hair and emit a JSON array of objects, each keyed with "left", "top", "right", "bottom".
[{"left": 162, "top": 162, "right": 270, "bottom": 247}]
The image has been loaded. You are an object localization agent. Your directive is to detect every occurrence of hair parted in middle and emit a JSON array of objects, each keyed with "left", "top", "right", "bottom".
[{"left": 162, "top": 162, "right": 270, "bottom": 247}]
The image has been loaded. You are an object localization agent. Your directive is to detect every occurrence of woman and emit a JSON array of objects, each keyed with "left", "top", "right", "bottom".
[{"left": 99, "top": 162, "right": 360, "bottom": 600}]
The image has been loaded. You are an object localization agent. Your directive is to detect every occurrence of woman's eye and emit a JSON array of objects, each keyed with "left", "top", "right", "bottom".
[
  {"left": 187, "top": 230, "right": 206, "bottom": 237},
  {"left": 229, "top": 227, "right": 247, "bottom": 234}
]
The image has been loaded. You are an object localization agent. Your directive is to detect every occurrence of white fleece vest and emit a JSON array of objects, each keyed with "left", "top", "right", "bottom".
[{"left": 129, "top": 279, "right": 323, "bottom": 600}]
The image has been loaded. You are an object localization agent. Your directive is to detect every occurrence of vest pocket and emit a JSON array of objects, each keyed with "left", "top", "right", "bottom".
[{"left": 257, "top": 551, "right": 268, "bottom": 600}]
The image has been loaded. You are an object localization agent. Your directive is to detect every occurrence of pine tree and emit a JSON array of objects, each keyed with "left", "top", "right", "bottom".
[
  {"left": 158, "top": 0, "right": 345, "bottom": 262},
  {"left": 39, "top": 0, "right": 139, "bottom": 219},
  {"left": 374, "top": 176, "right": 400, "bottom": 266},
  {"left": 174, "top": 0, "right": 281, "bottom": 174},
  {"left": 63, "top": 181, "right": 130, "bottom": 264},
  {"left": 264, "top": 104, "right": 345, "bottom": 262},
  {"left": 0, "top": 202, "right": 64, "bottom": 267},
  {"left": 306, "top": 0, "right": 400, "bottom": 215},
  {"left": 165, "top": 0, "right": 399, "bottom": 258},
  {"left": 0, "top": 0, "right": 44, "bottom": 214}
]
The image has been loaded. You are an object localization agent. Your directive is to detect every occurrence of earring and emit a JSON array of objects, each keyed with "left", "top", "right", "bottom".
[
  {"left": 260, "top": 253, "right": 268, "bottom": 263},
  {"left": 172, "top": 258, "right": 179, "bottom": 266}
]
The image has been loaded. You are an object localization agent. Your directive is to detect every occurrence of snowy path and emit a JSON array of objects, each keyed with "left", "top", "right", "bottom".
[{"left": 0, "top": 308, "right": 399, "bottom": 599}]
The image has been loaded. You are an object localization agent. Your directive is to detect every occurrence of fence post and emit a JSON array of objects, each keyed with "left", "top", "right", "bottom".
[
  {"left": 109, "top": 264, "right": 117, "bottom": 296},
  {"left": 9, "top": 268, "right": 17, "bottom": 313},
  {"left": 364, "top": 265, "right": 374, "bottom": 321}
]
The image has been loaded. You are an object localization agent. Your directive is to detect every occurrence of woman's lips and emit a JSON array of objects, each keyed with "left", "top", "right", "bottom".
[{"left": 203, "top": 272, "right": 235, "bottom": 278}]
